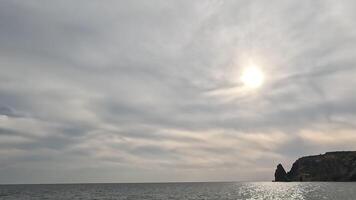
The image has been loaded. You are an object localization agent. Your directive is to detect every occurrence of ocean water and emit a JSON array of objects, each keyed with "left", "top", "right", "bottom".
[{"left": 0, "top": 182, "right": 356, "bottom": 200}]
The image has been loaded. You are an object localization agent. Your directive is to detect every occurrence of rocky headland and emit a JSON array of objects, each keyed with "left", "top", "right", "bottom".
[{"left": 274, "top": 151, "right": 356, "bottom": 182}]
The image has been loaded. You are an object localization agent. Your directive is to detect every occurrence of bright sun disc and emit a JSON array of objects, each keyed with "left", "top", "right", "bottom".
[{"left": 240, "top": 66, "right": 264, "bottom": 89}]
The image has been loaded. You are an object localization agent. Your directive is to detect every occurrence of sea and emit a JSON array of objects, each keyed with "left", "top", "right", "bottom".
[{"left": 0, "top": 182, "right": 356, "bottom": 200}]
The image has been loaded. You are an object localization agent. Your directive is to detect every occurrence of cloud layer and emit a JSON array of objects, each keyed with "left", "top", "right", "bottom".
[{"left": 1, "top": 0, "right": 356, "bottom": 183}]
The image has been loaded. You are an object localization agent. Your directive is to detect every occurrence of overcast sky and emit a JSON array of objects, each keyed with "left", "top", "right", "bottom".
[{"left": 1, "top": 0, "right": 356, "bottom": 184}]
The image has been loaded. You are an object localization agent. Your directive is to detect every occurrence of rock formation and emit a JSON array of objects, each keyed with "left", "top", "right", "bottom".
[
  {"left": 274, "top": 164, "right": 288, "bottom": 181},
  {"left": 274, "top": 151, "right": 356, "bottom": 182}
]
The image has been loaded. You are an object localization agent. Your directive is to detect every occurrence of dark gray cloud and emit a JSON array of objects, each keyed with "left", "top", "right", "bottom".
[
  {"left": 0, "top": 106, "right": 21, "bottom": 118},
  {"left": 1, "top": 0, "right": 356, "bottom": 183}
]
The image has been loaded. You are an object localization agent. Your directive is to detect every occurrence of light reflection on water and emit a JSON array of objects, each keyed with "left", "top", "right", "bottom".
[
  {"left": 239, "top": 182, "right": 309, "bottom": 199},
  {"left": 0, "top": 182, "right": 356, "bottom": 200},
  {"left": 238, "top": 182, "right": 355, "bottom": 200}
]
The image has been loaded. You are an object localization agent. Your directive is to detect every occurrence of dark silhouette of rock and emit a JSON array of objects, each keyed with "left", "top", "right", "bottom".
[
  {"left": 274, "top": 151, "right": 356, "bottom": 182},
  {"left": 274, "top": 164, "right": 289, "bottom": 182}
]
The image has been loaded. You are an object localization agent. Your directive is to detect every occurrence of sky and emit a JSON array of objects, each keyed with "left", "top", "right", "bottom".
[{"left": 1, "top": 0, "right": 356, "bottom": 184}]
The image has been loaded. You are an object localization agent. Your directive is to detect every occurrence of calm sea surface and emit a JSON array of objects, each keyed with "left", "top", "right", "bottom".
[{"left": 0, "top": 182, "right": 356, "bottom": 200}]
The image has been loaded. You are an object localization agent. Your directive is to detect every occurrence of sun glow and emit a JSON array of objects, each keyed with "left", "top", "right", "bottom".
[{"left": 240, "top": 66, "right": 264, "bottom": 89}]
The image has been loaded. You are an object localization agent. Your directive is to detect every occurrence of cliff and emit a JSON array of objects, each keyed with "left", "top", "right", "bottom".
[{"left": 274, "top": 151, "right": 356, "bottom": 182}]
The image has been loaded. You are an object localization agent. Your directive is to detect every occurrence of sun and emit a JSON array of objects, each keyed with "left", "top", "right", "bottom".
[{"left": 240, "top": 66, "right": 264, "bottom": 89}]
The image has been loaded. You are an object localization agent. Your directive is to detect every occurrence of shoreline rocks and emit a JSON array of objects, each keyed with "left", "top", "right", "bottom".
[{"left": 274, "top": 151, "right": 356, "bottom": 182}]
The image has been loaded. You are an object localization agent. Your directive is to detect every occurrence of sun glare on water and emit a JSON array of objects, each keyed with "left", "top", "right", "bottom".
[{"left": 240, "top": 66, "right": 265, "bottom": 89}]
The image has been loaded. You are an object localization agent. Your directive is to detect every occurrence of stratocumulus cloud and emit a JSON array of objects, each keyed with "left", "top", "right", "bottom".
[{"left": 1, "top": 0, "right": 356, "bottom": 183}]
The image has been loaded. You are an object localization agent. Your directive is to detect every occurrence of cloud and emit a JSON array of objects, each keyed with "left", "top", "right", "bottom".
[
  {"left": 299, "top": 129, "right": 356, "bottom": 147},
  {"left": 1, "top": 0, "right": 356, "bottom": 183}
]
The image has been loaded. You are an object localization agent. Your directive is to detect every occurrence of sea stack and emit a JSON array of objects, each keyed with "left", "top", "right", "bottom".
[
  {"left": 274, "top": 151, "right": 356, "bottom": 182},
  {"left": 274, "top": 164, "right": 289, "bottom": 182}
]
